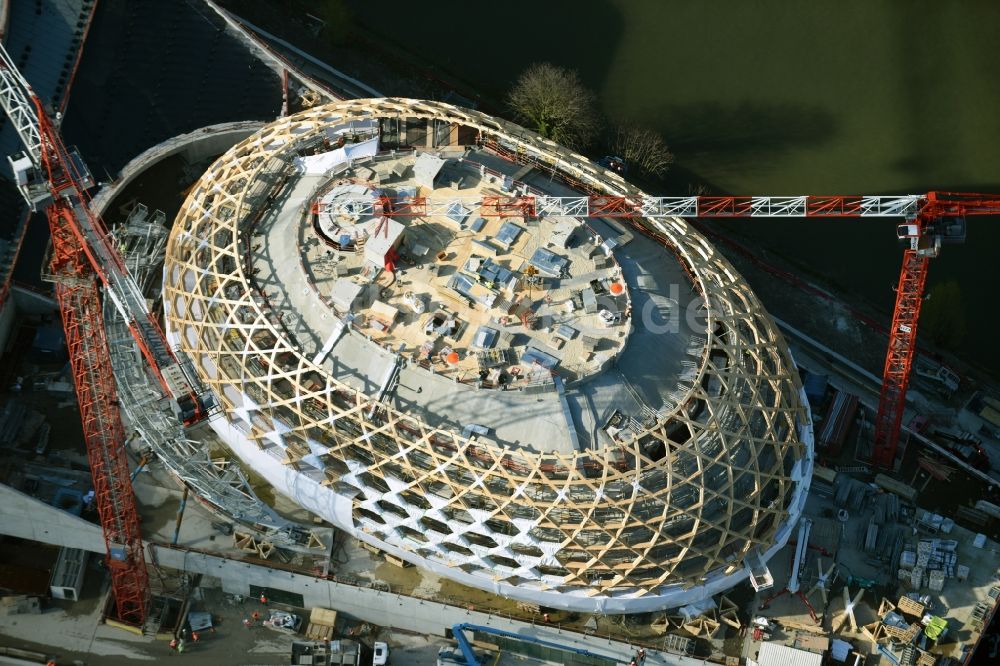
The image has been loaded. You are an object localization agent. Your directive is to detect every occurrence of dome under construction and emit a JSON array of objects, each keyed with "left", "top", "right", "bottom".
[{"left": 162, "top": 98, "right": 814, "bottom": 613}]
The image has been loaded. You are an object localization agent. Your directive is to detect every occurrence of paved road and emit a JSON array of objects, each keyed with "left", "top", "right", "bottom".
[{"left": 205, "top": 0, "right": 380, "bottom": 100}]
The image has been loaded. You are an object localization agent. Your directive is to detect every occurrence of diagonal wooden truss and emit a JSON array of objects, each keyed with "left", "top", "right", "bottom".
[{"left": 162, "top": 99, "right": 810, "bottom": 604}]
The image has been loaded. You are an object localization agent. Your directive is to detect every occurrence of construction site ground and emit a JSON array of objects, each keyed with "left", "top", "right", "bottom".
[
  {"left": 133, "top": 454, "right": 670, "bottom": 644},
  {"left": 747, "top": 490, "right": 1000, "bottom": 663},
  {"left": 0, "top": 574, "right": 461, "bottom": 666},
  {"left": 796, "top": 378, "right": 1000, "bottom": 543}
]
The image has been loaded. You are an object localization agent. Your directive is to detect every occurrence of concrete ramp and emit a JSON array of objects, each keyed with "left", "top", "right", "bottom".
[{"left": 0, "top": 482, "right": 105, "bottom": 553}]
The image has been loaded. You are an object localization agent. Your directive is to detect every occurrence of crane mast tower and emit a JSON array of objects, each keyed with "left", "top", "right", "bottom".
[{"left": 1, "top": 43, "right": 213, "bottom": 627}]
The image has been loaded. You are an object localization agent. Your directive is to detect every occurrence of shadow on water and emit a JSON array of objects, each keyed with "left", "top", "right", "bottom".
[{"left": 658, "top": 102, "right": 837, "bottom": 167}]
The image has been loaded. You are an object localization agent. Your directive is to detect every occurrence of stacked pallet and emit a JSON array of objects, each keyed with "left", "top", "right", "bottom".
[
  {"left": 305, "top": 607, "right": 338, "bottom": 642},
  {"left": 896, "top": 595, "right": 925, "bottom": 618},
  {"left": 883, "top": 620, "right": 920, "bottom": 644}
]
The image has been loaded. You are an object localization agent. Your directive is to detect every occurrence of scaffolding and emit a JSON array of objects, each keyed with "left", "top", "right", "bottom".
[{"left": 105, "top": 204, "right": 328, "bottom": 553}]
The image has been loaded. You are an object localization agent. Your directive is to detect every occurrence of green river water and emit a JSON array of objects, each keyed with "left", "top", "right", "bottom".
[{"left": 349, "top": 0, "right": 1000, "bottom": 373}]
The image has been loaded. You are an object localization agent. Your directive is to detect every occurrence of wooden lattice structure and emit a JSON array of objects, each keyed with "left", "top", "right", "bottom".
[{"left": 162, "top": 98, "right": 812, "bottom": 611}]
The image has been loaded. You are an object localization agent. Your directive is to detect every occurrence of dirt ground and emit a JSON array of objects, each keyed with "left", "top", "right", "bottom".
[
  {"left": 0, "top": 575, "right": 451, "bottom": 666},
  {"left": 0, "top": 571, "right": 298, "bottom": 665}
]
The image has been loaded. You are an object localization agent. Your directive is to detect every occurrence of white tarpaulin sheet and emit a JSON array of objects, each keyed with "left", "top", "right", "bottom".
[
  {"left": 294, "top": 137, "right": 379, "bottom": 175},
  {"left": 325, "top": 119, "right": 377, "bottom": 138}
]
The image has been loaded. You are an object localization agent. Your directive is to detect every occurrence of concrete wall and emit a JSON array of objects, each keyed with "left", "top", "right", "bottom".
[
  {"left": 0, "top": 480, "right": 703, "bottom": 665},
  {"left": 151, "top": 544, "right": 702, "bottom": 666},
  {"left": 89, "top": 121, "right": 264, "bottom": 218},
  {"left": 201, "top": 0, "right": 379, "bottom": 100},
  {"left": 0, "top": 483, "right": 105, "bottom": 553},
  {"left": 11, "top": 285, "right": 57, "bottom": 315}
]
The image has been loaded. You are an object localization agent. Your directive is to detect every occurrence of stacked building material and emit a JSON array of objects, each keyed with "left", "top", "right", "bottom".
[
  {"left": 896, "top": 595, "right": 925, "bottom": 618},
  {"left": 305, "top": 607, "right": 338, "bottom": 642},
  {"left": 927, "top": 570, "right": 945, "bottom": 592}
]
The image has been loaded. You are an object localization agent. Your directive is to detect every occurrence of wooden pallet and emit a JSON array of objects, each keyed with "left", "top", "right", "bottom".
[
  {"left": 516, "top": 601, "right": 541, "bottom": 615},
  {"left": 305, "top": 622, "right": 335, "bottom": 641},
  {"left": 896, "top": 595, "right": 925, "bottom": 618},
  {"left": 305, "top": 607, "right": 338, "bottom": 641}
]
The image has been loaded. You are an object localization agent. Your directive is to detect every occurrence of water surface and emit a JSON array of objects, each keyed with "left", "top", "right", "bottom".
[{"left": 349, "top": 0, "right": 1000, "bottom": 372}]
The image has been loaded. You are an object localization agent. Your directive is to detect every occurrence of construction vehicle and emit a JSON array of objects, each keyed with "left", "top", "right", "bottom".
[
  {"left": 447, "top": 623, "right": 622, "bottom": 666},
  {"left": 758, "top": 518, "right": 821, "bottom": 624},
  {"left": 596, "top": 155, "right": 628, "bottom": 175},
  {"left": 372, "top": 641, "right": 389, "bottom": 666},
  {"left": 930, "top": 429, "right": 990, "bottom": 471},
  {"left": 913, "top": 357, "right": 961, "bottom": 397},
  {"left": 0, "top": 42, "right": 215, "bottom": 626}
]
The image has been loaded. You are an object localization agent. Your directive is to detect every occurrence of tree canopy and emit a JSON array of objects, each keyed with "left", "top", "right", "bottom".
[
  {"left": 609, "top": 122, "right": 674, "bottom": 179},
  {"left": 507, "top": 63, "right": 601, "bottom": 149}
]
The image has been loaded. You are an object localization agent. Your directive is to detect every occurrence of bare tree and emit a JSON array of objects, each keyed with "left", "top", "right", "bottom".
[
  {"left": 609, "top": 123, "right": 674, "bottom": 178},
  {"left": 507, "top": 63, "right": 601, "bottom": 149}
]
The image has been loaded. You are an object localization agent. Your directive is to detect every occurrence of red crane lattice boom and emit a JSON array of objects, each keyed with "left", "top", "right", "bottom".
[
  {"left": 34, "top": 100, "right": 150, "bottom": 624},
  {"left": 318, "top": 187, "right": 1000, "bottom": 468},
  {"left": 0, "top": 44, "right": 214, "bottom": 626}
]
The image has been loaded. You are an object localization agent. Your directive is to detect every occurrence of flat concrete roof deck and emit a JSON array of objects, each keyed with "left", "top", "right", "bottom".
[{"left": 245, "top": 149, "right": 701, "bottom": 454}]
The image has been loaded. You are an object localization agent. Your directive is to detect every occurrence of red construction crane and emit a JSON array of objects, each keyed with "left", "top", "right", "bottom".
[
  {"left": 663, "top": 192, "right": 1000, "bottom": 470},
  {"left": 323, "top": 185, "right": 1000, "bottom": 469},
  {"left": 0, "top": 45, "right": 213, "bottom": 627},
  {"left": 867, "top": 192, "right": 999, "bottom": 468}
]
